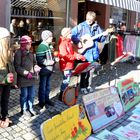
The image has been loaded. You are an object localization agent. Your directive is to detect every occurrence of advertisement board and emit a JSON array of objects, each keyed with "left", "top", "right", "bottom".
[
  {"left": 40, "top": 105, "right": 91, "bottom": 140},
  {"left": 83, "top": 86, "right": 124, "bottom": 133},
  {"left": 117, "top": 78, "right": 140, "bottom": 112}
]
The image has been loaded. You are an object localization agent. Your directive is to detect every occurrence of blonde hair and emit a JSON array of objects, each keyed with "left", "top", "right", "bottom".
[
  {"left": 0, "top": 37, "right": 12, "bottom": 68},
  {"left": 86, "top": 11, "right": 96, "bottom": 19}
]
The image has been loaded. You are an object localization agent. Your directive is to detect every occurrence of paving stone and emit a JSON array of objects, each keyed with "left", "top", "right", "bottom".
[
  {"left": 0, "top": 61, "right": 139, "bottom": 139},
  {"left": 14, "top": 137, "right": 24, "bottom": 140},
  {"left": 14, "top": 126, "right": 22, "bottom": 132},
  {"left": 0, "top": 128, "right": 6, "bottom": 133},
  {"left": 13, "top": 132, "right": 22, "bottom": 138},
  {"left": 20, "top": 130, "right": 28, "bottom": 135},
  {"left": 0, "top": 134, "right": 4, "bottom": 139},
  {"left": 1, "top": 131, "right": 10, "bottom": 137},
  {"left": 7, "top": 136, "right": 14, "bottom": 140},
  {"left": 116, "top": 118, "right": 125, "bottom": 123},
  {"left": 22, "top": 133, "right": 36, "bottom": 140},
  {"left": 4, "top": 127, "right": 12, "bottom": 132}
]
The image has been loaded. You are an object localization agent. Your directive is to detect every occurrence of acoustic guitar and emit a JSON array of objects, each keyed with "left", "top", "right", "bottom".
[{"left": 79, "top": 27, "right": 114, "bottom": 54}]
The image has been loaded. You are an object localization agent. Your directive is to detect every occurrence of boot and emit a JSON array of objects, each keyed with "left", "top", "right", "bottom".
[{"left": 58, "top": 91, "right": 63, "bottom": 101}]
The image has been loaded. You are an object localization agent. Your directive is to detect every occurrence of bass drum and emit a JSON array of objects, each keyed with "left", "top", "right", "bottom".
[{"left": 62, "top": 86, "right": 78, "bottom": 106}]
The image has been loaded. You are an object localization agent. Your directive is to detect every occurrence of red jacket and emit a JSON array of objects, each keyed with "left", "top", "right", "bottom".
[
  {"left": 116, "top": 35, "right": 124, "bottom": 57},
  {"left": 58, "top": 36, "right": 78, "bottom": 71}
]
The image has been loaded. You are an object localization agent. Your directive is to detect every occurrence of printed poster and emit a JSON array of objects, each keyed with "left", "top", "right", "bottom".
[
  {"left": 113, "top": 126, "right": 140, "bottom": 140},
  {"left": 125, "top": 122, "right": 140, "bottom": 133},
  {"left": 83, "top": 86, "right": 124, "bottom": 133},
  {"left": 117, "top": 78, "right": 140, "bottom": 112},
  {"left": 96, "top": 129, "right": 127, "bottom": 140},
  {"left": 132, "top": 108, "right": 140, "bottom": 114},
  {"left": 128, "top": 113, "right": 140, "bottom": 123},
  {"left": 86, "top": 135, "right": 99, "bottom": 140},
  {"left": 40, "top": 105, "right": 92, "bottom": 140}
]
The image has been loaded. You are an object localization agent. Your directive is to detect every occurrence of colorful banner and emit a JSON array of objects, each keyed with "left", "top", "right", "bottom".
[
  {"left": 117, "top": 78, "right": 140, "bottom": 112},
  {"left": 83, "top": 86, "right": 124, "bottom": 133},
  {"left": 40, "top": 105, "right": 91, "bottom": 140}
]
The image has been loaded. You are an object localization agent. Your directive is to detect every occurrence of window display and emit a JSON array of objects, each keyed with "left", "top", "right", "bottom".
[{"left": 10, "top": 0, "right": 66, "bottom": 50}]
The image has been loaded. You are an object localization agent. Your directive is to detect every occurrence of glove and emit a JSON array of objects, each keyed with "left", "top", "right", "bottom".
[
  {"left": 76, "top": 54, "right": 86, "bottom": 61},
  {"left": 34, "top": 65, "right": 41, "bottom": 73},
  {"left": 26, "top": 72, "right": 33, "bottom": 79},
  {"left": 5, "top": 73, "right": 14, "bottom": 84}
]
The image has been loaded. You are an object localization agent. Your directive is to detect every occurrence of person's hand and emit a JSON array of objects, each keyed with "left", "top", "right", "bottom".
[
  {"left": 76, "top": 54, "right": 86, "bottom": 61},
  {"left": 78, "top": 42, "right": 83, "bottom": 49},
  {"left": 48, "top": 60, "right": 55, "bottom": 65},
  {"left": 26, "top": 73, "right": 33, "bottom": 79},
  {"left": 34, "top": 65, "right": 41, "bottom": 73}
]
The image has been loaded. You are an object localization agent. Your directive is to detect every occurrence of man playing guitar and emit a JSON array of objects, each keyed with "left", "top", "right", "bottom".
[{"left": 71, "top": 11, "right": 110, "bottom": 94}]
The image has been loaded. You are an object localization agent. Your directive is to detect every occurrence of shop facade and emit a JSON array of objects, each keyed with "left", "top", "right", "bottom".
[
  {"left": 78, "top": 0, "right": 139, "bottom": 30},
  {"left": 0, "top": 0, "right": 140, "bottom": 40}
]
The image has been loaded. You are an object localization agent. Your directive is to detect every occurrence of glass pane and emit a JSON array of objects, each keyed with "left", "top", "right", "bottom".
[{"left": 10, "top": 0, "right": 66, "bottom": 50}]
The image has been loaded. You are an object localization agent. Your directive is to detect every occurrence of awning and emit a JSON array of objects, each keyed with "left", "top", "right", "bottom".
[{"left": 89, "top": 0, "right": 140, "bottom": 13}]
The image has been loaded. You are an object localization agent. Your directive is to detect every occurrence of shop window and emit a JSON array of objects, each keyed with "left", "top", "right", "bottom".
[{"left": 10, "top": 0, "right": 66, "bottom": 50}]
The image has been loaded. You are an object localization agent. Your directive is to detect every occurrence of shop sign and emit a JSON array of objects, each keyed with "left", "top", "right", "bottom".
[{"left": 83, "top": 86, "right": 124, "bottom": 133}]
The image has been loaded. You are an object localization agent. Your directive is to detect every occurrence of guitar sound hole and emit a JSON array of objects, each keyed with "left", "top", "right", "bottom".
[{"left": 83, "top": 39, "right": 87, "bottom": 44}]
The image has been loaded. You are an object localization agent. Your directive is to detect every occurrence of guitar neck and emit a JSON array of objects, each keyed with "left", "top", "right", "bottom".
[{"left": 91, "top": 32, "right": 106, "bottom": 40}]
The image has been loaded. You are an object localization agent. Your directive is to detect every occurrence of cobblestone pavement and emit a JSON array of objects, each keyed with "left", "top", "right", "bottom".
[{"left": 0, "top": 61, "right": 140, "bottom": 140}]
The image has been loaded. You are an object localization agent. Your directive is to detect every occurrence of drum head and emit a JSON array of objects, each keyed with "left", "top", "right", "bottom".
[{"left": 62, "top": 86, "right": 78, "bottom": 106}]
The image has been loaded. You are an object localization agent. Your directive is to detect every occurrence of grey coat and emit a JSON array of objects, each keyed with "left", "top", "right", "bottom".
[{"left": 14, "top": 49, "right": 37, "bottom": 88}]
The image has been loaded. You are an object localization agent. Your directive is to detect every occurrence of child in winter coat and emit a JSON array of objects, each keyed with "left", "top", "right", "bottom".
[
  {"left": 58, "top": 27, "right": 85, "bottom": 101},
  {"left": 0, "top": 27, "right": 14, "bottom": 128},
  {"left": 36, "top": 30, "right": 55, "bottom": 109},
  {"left": 14, "top": 35, "right": 40, "bottom": 116}
]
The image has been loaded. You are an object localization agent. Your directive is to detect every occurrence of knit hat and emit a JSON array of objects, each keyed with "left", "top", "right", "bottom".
[
  {"left": 61, "top": 28, "right": 71, "bottom": 37},
  {"left": 0, "top": 27, "right": 10, "bottom": 39},
  {"left": 20, "top": 35, "right": 32, "bottom": 50},
  {"left": 41, "top": 30, "right": 52, "bottom": 41},
  {"left": 20, "top": 35, "right": 32, "bottom": 44}
]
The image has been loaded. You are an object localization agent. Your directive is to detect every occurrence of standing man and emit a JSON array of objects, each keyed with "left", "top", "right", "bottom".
[{"left": 71, "top": 11, "right": 108, "bottom": 94}]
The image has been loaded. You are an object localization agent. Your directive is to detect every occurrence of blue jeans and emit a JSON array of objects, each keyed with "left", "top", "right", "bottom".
[
  {"left": 60, "top": 70, "right": 72, "bottom": 92},
  {"left": 38, "top": 74, "right": 52, "bottom": 104},
  {"left": 20, "top": 86, "right": 35, "bottom": 112}
]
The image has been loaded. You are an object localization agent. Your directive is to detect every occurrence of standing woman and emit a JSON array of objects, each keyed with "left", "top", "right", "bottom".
[{"left": 0, "top": 27, "right": 14, "bottom": 128}]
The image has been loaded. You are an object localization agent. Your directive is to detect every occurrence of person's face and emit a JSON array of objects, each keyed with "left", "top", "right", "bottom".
[
  {"left": 66, "top": 32, "right": 72, "bottom": 39},
  {"left": 86, "top": 15, "right": 95, "bottom": 25},
  {"left": 26, "top": 43, "right": 32, "bottom": 50},
  {"left": 120, "top": 25, "right": 126, "bottom": 32},
  {"left": 46, "top": 36, "right": 53, "bottom": 43}
]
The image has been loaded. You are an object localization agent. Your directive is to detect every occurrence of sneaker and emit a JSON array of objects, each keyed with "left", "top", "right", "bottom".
[
  {"left": 87, "top": 86, "right": 94, "bottom": 93},
  {"left": 80, "top": 88, "right": 88, "bottom": 94},
  {"left": 36, "top": 103, "right": 46, "bottom": 113},
  {"left": 46, "top": 100, "right": 54, "bottom": 106},
  {"left": 29, "top": 109, "right": 37, "bottom": 116}
]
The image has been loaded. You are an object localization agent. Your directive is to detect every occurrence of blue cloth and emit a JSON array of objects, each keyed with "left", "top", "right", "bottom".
[
  {"left": 60, "top": 70, "right": 72, "bottom": 92},
  {"left": 38, "top": 73, "right": 52, "bottom": 104},
  {"left": 71, "top": 21, "right": 106, "bottom": 62},
  {"left": 20, "top": 85, "right": 35, "bottom": 111}
]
